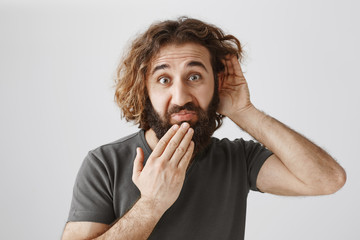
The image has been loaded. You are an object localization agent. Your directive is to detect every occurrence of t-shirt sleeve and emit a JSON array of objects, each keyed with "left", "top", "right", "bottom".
[
  {"left": 67, "top": 152, "right": 115, "bottom": 224},
  {"left": 241, "top": 139, "right": 273, "bottom": 192}
]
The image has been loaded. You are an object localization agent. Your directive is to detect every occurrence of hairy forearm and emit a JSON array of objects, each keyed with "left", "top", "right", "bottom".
[
  {"left": 95, "top": 198, "right": 165, "bottom": 240},
  {"left": 229, "top": 106, "right": 346, "bottom": 193}
]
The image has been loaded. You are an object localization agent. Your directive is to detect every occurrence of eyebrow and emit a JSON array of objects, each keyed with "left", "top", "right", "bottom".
[
  {"left": 151, "top": 64, "right": 170, "bottom": 75},
  {"left": 151, "top": 61, "right": 208, "bottom": 76},
  {"left": 187, "top": 61, "right": 208, "bottom": 72}
]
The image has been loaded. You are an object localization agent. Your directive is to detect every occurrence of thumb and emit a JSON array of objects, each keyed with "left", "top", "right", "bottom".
[{"left": 132, "top": 147, "right": 144, "bottom": 180}]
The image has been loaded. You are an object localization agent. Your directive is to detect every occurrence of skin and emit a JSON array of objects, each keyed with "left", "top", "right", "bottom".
[
  {"left": 146, "top": 43, "right": 214, "bottom": 125},
  {"left": 62, "top": 43, "right": 346, "bottom": 240},
  {"left": 145, "top": 43, "right": 215, "bottom": 149},
  {"left": 218, "top": 55, "right": 346, "bottom": 195}
]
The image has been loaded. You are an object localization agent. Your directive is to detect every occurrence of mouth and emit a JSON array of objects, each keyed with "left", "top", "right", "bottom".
[{"left": 170, "top": 110, "right": 197, "bottom": 123}]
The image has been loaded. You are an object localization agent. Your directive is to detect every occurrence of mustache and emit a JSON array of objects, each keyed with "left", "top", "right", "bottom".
[{"left": 167, "top": 102, "right": 201, "bottom": 115}]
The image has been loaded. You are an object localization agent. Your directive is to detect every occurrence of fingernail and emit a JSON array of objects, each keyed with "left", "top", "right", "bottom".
[
  {"left": 173, "top": 124, "right": 179, "bottom": 130},
  {"left": 187, "top": 128, "right": 193, "bottom": 134},
  {"left": 182, "top": 122, "right": 189, "bottom": 128}
]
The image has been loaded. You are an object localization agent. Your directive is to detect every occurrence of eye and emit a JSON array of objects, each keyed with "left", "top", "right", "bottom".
[
  {"left": 188, "top": 74, "right": 201, "bottom": 81},
  {"left": 158, "top": 76, "right": 170, "bottom": 84}
]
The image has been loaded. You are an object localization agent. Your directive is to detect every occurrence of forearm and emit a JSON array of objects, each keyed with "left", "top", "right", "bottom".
[
  {"left": 229, "top": 106, "right": 346, "bottom": 193},
  {"left": 95, "top": 198, "right": 165, "bottom": 240}
]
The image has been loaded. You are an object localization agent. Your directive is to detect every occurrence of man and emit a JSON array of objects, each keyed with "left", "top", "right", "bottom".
[{"left": 62, "top": 17, "right": 346, "bottom": 240}]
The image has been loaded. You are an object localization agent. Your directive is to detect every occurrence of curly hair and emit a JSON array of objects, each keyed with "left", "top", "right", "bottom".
[{"left": 114, "top": 17, "right": 243, "bottom": 130}]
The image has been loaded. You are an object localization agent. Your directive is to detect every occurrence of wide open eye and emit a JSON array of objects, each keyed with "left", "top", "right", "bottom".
[
  {"left": 188, "top": 74, "right": 201, "bottom": 81},
  {"left": 159, "top": 76, "right": 170, "bottom": 84}
]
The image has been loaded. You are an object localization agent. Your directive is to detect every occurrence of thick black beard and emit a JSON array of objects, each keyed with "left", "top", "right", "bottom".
[{"left": 144, "top": 93, "right": 219, "bottom": 155}]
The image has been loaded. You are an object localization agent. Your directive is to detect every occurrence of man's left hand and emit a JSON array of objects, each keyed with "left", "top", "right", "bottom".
[{"left": 217, "top": 55, "right": 253, "bottom": 118}]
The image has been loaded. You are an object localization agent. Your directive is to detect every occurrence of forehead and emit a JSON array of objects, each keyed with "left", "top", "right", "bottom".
[{"left": 150, "top": 43, "right": 212, "bottom": 68}]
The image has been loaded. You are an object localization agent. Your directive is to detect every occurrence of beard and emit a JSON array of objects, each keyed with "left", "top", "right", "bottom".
[{"left": 144, "top": 92, "right": 220, "bottom": 155}]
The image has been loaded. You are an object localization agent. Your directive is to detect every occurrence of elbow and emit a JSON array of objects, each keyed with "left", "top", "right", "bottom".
[
  {"left": 320, "top": 166, "right": 347, "bottom": 195},
  {"left": 333, "top": 167, "right": 347, "bottom": 193}
]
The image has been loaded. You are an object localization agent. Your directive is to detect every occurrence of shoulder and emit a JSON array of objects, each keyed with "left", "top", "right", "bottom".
[
  {"left": 83, "top": 130, "right": 145, "bottom": 170},
  {"left": 207, "top": 137, "right": 270, "bottom": 159},
  {"left": 91, "top": 130, "right": 143, "bottom": 155},
  {"left": 196, "top": 137, "right": 248, "bottom": 161},
  {"left": 210, "top": 137, "right": 249, "bottom": 150},
  {"left": 94, "top": 131, "right": 141, "bottom": 150}
]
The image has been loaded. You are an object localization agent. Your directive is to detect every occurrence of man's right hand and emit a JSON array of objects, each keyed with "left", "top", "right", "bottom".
[
  {"left": 132, "top": 122, "right": 194, "bottom": 215},
  {"left": 62, "top": 123, "right": 194, "bottom": 240}
]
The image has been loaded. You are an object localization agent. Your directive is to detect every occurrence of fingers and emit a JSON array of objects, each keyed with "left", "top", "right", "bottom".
[
  {"left": 152, "top": 124, "right": 179, "bottom": 157},
  {"left": 132, "top": 147, "right": 144, "bottom": 180},
  {"left": 223, "top": 55, "right": 243, "bottom": 77},
  {"left": 178, "top": 141, "right": 195, "bottom": 170},
  {"left": 161, "top": 122, "right": 191, "bottom": 161},
  {"left": 223, "top": 58, "right": 228, "bottom": 77},
  {"left": 169, "top": 127, "right": 194, "bottom": 167},
  {"left": 148, "top": 122, "right": 194, "bottom": 170},
  {"left": 230, "top": 55, "right": 244, "bottom": 77},
  {"left": 225, "top": 57, "right": 234, "bottom": 75}
]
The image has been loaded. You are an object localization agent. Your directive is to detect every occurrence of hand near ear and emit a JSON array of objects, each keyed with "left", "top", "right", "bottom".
[{"left": 217, "top": 55, "right": 253, "bottom": 119}]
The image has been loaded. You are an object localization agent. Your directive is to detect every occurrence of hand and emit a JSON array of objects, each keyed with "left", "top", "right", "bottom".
[
  {"left": 132, "top": 123, "right": 194, "bottom": 214},
  {"left": 217, "top": 55, "right": 253, "bottom": 118}
]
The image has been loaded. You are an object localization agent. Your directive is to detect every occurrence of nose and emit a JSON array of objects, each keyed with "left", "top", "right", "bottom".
[{"left": 170, "top": 79, "right": 193, "bottom": 107}]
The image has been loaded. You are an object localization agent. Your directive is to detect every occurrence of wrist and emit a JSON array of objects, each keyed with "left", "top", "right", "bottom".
[
  {"left": 137, "top": 197, "right": 167, "bottom": 219},
  {"left": 229, "top": 105, "right": 266, "bottom": 133},
  {"left": 228, "top": 104, "right": 256, "bottom": 123}
]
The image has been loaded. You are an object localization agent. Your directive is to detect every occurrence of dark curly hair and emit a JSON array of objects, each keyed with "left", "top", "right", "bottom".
[{"left": 114, "top": 17, "right": 243, "bottom": 130}]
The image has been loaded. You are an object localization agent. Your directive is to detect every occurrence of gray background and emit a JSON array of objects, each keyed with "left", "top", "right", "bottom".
[{"left": 0, "top": 0, "right": 359, "bottom": 239}]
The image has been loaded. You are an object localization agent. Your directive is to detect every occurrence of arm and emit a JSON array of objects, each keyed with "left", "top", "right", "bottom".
[
  {"left": 62, "top": 198, "right": 165, "bottom": 240},
  {"left": 62, "top": 123, "right": 194, "bottom": 239},
  {"left": 218, "top": 56, "right": 346, "bottom": 196}
]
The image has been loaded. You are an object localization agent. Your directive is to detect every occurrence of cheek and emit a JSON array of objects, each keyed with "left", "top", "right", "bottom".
[
  {"left": 197, "top": 84, "right": 214, "bottom": 110},
  {"left": 148, "top": 90, "right": 169, "bottom": 116}
]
